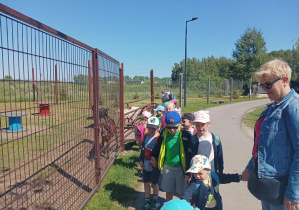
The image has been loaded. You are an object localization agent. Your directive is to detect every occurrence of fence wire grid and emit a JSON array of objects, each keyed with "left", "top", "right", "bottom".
[{"left": 0, "top": 4, "right": 121, "bottom": 210}]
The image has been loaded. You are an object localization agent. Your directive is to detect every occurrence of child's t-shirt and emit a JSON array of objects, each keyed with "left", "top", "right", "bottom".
[
  {"left": 197, "top": 134, "right": 215, "bottom": 172},
  {"left": 164, "top": 132, "right": 181, "bottom": 167},
  {"left": 144, "top": 133, "right": 159, "bottom": 160}
]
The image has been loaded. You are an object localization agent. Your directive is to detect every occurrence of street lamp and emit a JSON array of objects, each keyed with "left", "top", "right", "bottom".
[{"left": 184, "top": 17, "right": 198, "bottom": 107}]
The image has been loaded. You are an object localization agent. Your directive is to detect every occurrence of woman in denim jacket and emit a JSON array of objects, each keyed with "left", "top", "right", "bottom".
[{"left": 242, "top": 59, "right": 299, "bottom": 210}]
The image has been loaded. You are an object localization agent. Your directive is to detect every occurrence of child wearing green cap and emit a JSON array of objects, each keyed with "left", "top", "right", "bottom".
[
  {"left": 151, "top": 111, "right": 193, "bottom": 202},
  {"left": 139, "top": 116, "right": 161, "bottom": 210}
]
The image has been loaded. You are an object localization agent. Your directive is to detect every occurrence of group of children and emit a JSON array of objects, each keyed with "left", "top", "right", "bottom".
[{"left": 137, "top": 97, "right": 243, "bottom": 210}]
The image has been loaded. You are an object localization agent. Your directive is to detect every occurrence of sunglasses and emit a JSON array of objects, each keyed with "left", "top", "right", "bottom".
[
  {"left": 166, "top": 126, "right": 179, "bottom": 130},
  {"left": 259, "top": 78, "right": 281, "bottom": 90}
]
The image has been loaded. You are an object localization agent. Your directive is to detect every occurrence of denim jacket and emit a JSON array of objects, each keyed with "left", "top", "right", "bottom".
[{"left": 246, "top": 89, "right": 299, "bottom": 203}]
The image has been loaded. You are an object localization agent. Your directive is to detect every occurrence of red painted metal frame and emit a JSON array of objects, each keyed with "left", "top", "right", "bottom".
[
  {"left": 92, "top": 49, "right": 101, "bottom": 186},
  {"left": 151, "top": 69, "right": 154, "bottom": 114},
  {"left": 120, "top": 63, "right": 125, "bottom": 152}
]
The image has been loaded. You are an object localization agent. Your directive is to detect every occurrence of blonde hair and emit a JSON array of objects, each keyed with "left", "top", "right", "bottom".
[
  {"left": 255, "top": 59, "right": 292, "bottom": 84},
  {"left": 165, "top": 101, "right": 175, "bottom": 110}
]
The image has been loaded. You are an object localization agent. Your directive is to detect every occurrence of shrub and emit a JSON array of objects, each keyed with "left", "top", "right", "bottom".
[
  {"left": 198, "top": 92, "right": 204, "bottom": 98},
  {"left": 155, "top": 93, "right": 160, "bottom": 99},
  {"left": 233, "top": 88, "right": 240, "bottom": 99},
  {"left": 59, "top": 84, "right": 68, "bottom": 101},
  {"left": 133, "top": 92, "right": 139, "bottom": 99},
  {"left": 216, "top": 90, "right": 223, "bottom": 98}
]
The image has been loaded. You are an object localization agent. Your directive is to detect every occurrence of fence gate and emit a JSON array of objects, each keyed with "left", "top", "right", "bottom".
[{"left": 0, "top": 4, "right": 122, "bottom": 209}]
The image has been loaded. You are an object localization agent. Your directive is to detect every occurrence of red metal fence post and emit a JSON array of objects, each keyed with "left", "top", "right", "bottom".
[
  {"left": 88, "top": 60, "right": 92, "bottom": 108},
  {"left": 32, "top": 68, "right": 35, "bottom": 102},
  {"left": 55, "top": 64, "right": 58, "bottom": 104},
  {"left": 150, "top": 69, "right": 154, "bottom": 114},
  {"left": 92, "top": 49, "right": 101, "bottom": 186},
  {"left": 120, "top": 63, "right": 125, "bottom": 152}
]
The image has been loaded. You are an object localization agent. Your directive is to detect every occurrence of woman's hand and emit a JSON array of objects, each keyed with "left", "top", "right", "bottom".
[
  {"left": 284, "top": 198, "right": 299, "bottom": 210},
  {"left": 241, "top": 169, "right": 251, "bottom": 181}
]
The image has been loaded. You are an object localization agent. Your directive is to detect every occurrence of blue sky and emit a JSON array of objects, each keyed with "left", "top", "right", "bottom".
[{"left": 1, "top": 0, "right": 298, "bottom": 78}]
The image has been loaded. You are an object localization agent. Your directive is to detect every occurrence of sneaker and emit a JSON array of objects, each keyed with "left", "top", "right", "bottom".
[
  {"left": 150, "top": 199, "right": 160, "bottom": 210},
  {"left": 141, "top": 200, "right": 151, "bottom": 210}
]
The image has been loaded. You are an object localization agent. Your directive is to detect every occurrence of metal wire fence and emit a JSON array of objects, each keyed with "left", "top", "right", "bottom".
[{"left": 0, "top": 4, "right": 121, "bottom": 209}]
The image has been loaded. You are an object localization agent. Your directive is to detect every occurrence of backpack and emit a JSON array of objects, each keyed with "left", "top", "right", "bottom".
[
  {"left": 134, "top": 124, "right": 144, "bottom": 145},
  {"left": 163, "top": 91, "right": 175, "bottom": 101}
]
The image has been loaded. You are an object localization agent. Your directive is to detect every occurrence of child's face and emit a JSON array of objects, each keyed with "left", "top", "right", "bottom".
[
  {"left": 147, "top": 127, "right": 157, "bottom": 136},
  {"left": 181, "top": 119, "right": 192, "bottom": 129},
  {"left": 143, "top": 116, "right": 148, "bottom": 121},
  {"left": 157, "top": 110, "right": 163, "bottom": 116},
  {"left": 194, "top": 122, "right": 210, "bottom": 137},
  {"left": 194, "top": 169, "right": 210, "bottom": 182},
  {"left": 165, "top": 105, "right": 175, "bottom": 113},
  {"left": 166, "top": 124, "right": 180, "bottom": 135}
]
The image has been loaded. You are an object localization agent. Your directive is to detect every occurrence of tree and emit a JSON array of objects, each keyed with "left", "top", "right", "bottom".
[
  {"left": 232, "top": 27, "right": 267, "bottom": 80},
  {"left": 124, "top": 75, "right": 132, "bottom": 81},
  {"left": 4, "top": 75, "right": 13, "bottom": 80},
  {"left": 73, "top": 74, "right": 88, "bottom": 84},
  {"left": 291, "top": 38, "right": 299, "bottom": 75}
]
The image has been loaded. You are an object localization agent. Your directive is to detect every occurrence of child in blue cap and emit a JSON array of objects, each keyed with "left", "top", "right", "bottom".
[
  {"left": 153, "top": 105, "right": 165, "bottom": 119},
  {"left": 151, "top": 111, "right": 193, "bottom": 202},
  {"left": 161, "top": 199, "right": 200, "bottom": 210}
]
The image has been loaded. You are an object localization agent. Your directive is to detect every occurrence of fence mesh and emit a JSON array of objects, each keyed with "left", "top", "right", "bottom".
[{"left": 0, "top": 7, "right": 121, "bottom": 209}]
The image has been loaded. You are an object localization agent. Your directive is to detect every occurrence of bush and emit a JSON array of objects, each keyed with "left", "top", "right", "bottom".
[
  {"left": 215, "top": 90, "right": 223, "bottom": 98},
  {"left": 133, "top": 92, "right": 139, "bottom": 99},
  {"left": 59, "top": 84, "right": 68, "bottom": 101},
  {"left": 233, "top": 88, "right": 240, "bottom": 99},
  {"left": 155, "top": 93, "right": 160, "bottom": 99},
  {"left": 198, "top": 91, "right": 204, "bottom": 98}
]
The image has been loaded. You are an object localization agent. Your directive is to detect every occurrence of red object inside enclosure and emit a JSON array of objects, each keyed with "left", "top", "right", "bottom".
[{"left": 35, "top": 102, "right": 55, "bottom": 115}]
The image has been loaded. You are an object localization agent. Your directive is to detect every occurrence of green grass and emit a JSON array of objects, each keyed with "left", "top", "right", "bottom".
[
  {"left": 84, "top": 144, "right": 141, "bottom": 210},
  {"left": 243, "top": 105, "right": 267, "bottom": 129}
]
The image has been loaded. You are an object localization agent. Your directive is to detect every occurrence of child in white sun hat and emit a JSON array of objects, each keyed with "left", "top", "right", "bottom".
[
  {"left": 190, "top": 110, "right": 224, "bottom": 174},
  {"left": 182, "top": 155, "right": 242, "bottom": 210}
]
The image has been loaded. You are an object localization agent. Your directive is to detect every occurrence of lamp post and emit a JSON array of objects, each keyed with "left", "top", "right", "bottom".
[{"left": 184, "top": 17, "right": 198, "bottom": 107}]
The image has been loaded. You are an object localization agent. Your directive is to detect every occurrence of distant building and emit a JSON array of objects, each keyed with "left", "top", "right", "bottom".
[{"left": 125, "top": 81, "right": 144, "bottom": 85}]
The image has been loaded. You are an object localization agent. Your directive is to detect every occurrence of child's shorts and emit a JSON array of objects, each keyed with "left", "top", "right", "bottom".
[
  {"left": 161, "top": 164, "right": 185, "bottom": 194},
  {"left": 143, "top": 167, "right": 160, "bottom": 184}
]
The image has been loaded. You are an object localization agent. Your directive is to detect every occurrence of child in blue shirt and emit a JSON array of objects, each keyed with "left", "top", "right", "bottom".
[{"left": 139, "top": 116, "right": 161, "bottom": 210}]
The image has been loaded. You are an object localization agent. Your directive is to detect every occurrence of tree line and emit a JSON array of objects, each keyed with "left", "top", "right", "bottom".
[{"left": 171, "top": 27, "right": 299, "bottom": 83}]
